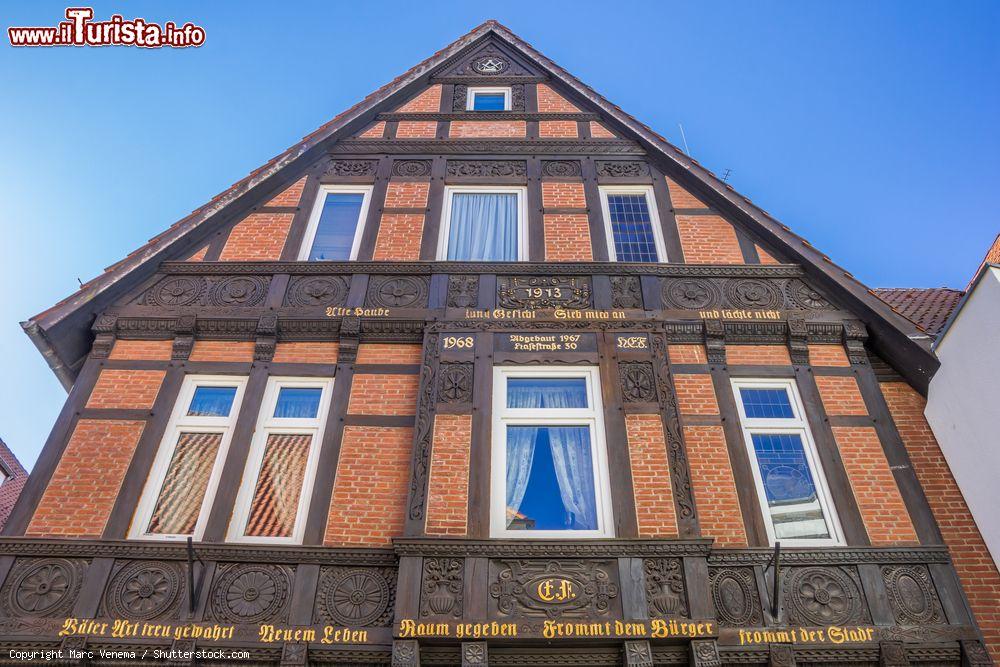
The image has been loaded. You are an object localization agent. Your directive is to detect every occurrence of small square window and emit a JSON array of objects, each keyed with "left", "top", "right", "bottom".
[{"left": 466, "top": 87, "right": 511, "bottom": 111}]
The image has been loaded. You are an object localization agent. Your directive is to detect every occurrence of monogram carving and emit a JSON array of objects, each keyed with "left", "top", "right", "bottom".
[
  {"left": 447, "top": 275, "right": 479, "bottom": 308},
  {"left": 3, "top": 558, "right": 84, "bottom": 618},
  {"left": 490, "top": 560, "right": 619, "bottom": 619},
  {"left": 541, "top": 160, "right": 582, "bottom": 178},
  {"left": 447, "top": 160, "right": 526, "bottom": 178},
  {"left": 783, "top": 566, "right": 868, "bottom": 627},
  {"left": 619, "top": 362, "right": 656, "bottom": 403},
  {"left": 208, "top": 276, "right": 268, "bottom": 307},
  {"left": 709, "top": 567, "right": 762, "bottom": 626},
  {"left": 211, "top": 564, "right": 290, "bottom": 623},
  {"left": 662, "top": 279, "right": 721, "bottom": 310},
  {"left": 392, "top": 160, "right": 432, "bottom": 178},
  {"left": 146, "top": 276, "right": 206, "bottom": 307},
  {"left": 438, "top": 363, "right": 473, "bottom": 404},
  {"left": 725, "top": 278, "right": 782, "bottom": 309},
  {"left": 596, "top": 161, "right": 649, "bottom": 178},
  {"left": 643, "top": 558, "right": 688, "bottom": 617},
  {"left": 366, "top": 276, "right": 428, "bottom": 308},
  {"left": 497, "top": 276, "right": 592, "bottom": 309},
  {"left": 104, "top": 561, "right": 182, "bottom": 620},
  {"left": 316, "top": 567, "right": 395, "bottom": 627},
  {"left": 880, "top": 565, "right": 943, "bottom": 625},
  {"left": 610, "top": 276, "right": 643, "bottom": 309},
  {"left": 325, "top": 159, "right": 377, "bottom": 178},
  {"left": 786, "top": 279, "right": 832, "bottom": 310},
  {"left": 420, "top": 558, "right": 464, "bottom": 618},
  {"left": 284, "top": 276, "right": 349, "bottom": 307}
]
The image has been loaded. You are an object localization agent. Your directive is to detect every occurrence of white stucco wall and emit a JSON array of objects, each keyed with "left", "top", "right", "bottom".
[{"left": 926, "top": 266, "right": 1000, "bottom": 567}]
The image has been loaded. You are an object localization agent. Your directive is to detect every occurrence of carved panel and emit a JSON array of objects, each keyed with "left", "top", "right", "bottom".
[
  {"left": 315, "top": 566, "right": 396, "bottom": 627},
  {"left": 408, "top": 332, "right": 440, "bottom": 521},
  {"left": 447, "top": 275, "right": 479, "bottom": 308},
  {"left": 420, "top": 557, "right": 464, "bottom": 618},
  {"left": 1, "top": 558, "right": 86, "bottom": 618},
  {"left": 209, "top": 563, "right": 291, "bottom": 624},
  {"left": 650, "top": 334, "right": 697, "bottom": 525},
  {"left": 782, "top": 566, "right": 870, "bottom": 627},
  {"left": 541, "top": 160, "right": 582, "bottom": 179},
  {"left": 643, "top": 558, "right": 688, "bottom": 617},
  {"left": 725, "top": 278, "right": 782, "bottom": 309},
  {"left": 497, "top": 276, "right": 592, "bottom": 309},
  {"left": 511, "top": 84, "right": 525, "bottom": 111},
  {"left": 392, "top": 160, "right": 432, "bottom": 179},
  {"left": 596, "top": 161, "right": 649, "bottom": 178},
  {"left": 619, "top": 362, "right": 656, "bottom": 403},
  {"left": 392, "top": 639, "right": 420, "bottom": 667},
  {"left": 366, "top": 275, "right": 429, "bottom": 309},
  {"left": 325, "top": 159, "right": 377, "bottom": 178},
  {"left": 284, "top": 276, "right": 350, "bottom": 307},
  {"left": 463, "top": 641, "right": 489, "bottom": 666},
  {"left": 709, "top": 567, "right": 762, "bottom": 627},
  {"left": 785, "top": 279, "right": 833, "bottom": 310},
  {"left": 490, "top": 559, "right": 620, "bottom": 619},
  {"left": 692, "top": 640, "right": 722, "bottom": 667},
  {"left": 145, "top": 276, "right": 207, "bottom": 307},
  {"left": 452, "top": 84, "right": 468, "bottom": 112},
  {"left": 880, "top": 565, "right": 944, "bottom": 625},
  {"left": 625, "top": 640, "right": 654, "bottom": 667},
  {"left": 447, "top": 160, "right": 526, "bottom": 178},
  {"left": 661, "top": 279, "right": 722, "bottom": 310},
  {"left": 771, "top": 644, "right": 797, "bottom": 667},
  {"left": 103, "top": 560, "right": 183, "bottom": 621},
  {"left": 610, "top": 276, "right": 643, "bottom": 309},
  {"left": 207, "top": 276, "right": 269, "bottom": 308},
  {"left": 438, "top": 363, "right": 474, "bottom": 404}
]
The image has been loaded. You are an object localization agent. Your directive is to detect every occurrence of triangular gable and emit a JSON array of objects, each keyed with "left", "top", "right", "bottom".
[{"left": 24, "top": 20, "right": 936, "bottom": 394}]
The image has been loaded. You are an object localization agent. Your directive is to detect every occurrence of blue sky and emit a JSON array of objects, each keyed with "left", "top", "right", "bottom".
[{"left": 1, "top": 1, "right": 997, "bottom": 468}]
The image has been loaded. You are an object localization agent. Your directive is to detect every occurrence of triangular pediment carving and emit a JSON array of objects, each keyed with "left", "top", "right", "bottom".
[{"left": 436, "top": 37, "right": 539, "bottom": 78}]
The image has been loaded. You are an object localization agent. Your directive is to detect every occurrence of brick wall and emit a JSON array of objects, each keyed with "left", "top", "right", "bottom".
[
  {"left": 323, "top": 426, "right": 412, "bottom": 546},
  {"left": 536, "top": 84, "right": 579, "bottom": 112},
  {"left": 676, "top": 215, "right": 745, "bottom": 264},
  {"left": 384, "top": 181, "right": 430, "bottom": 209},
  {"left": 348, "top": 375, "right": 419, "bottom": 415},
  {"left": 625, "top": 414, "right": 678, "bottom": 537},
  {"left": 665, "top": 178, "right": 706, "bottom": 208},
  {"left": 109, "top": 339, "right": 173, "bottom": 361},
  {"left": 272, "top": 342, "right": 339, "bottom": 364},
  {"left": 590, "top": 122, "right": 615, "bottom": 138},
  {"left": 757, "top": 245, "right": 781, "bottom": 264},
  {"left": 450, "top": 121, "right": 526, "bottom": 138},
  {"left": 356, "top": 344, "right": 422, "bottom": 364},
  {"left": 668, "top": 344, "right": 708, "bottom": 365},
  {"left": 881, "top": 382, "right": 1000, "bottom": 658},
  {"left": 543, "top": 214, "right": 592, "bottom": 261},
  {"left": 219, "top": 212, "right": 294, "bottom": 261},
  {"left": 539, "top": 120, "right": 577, "bottom": 138},
  {"left": 674, "top": 375, "right": 719, "bottom": 415},
  {"left": 27, "top": 420, "right": 145, "bottom": 537},
  {"left": 725, "top": 345, "right": 790, "bottom": 366},
  {"left": 396, "top": 121, "right": 437, "bottom": 139},
  {"left": 816, "top": 375, "right": 868, "bottom": 416},
  {"left": 425, "top": 414, "right": 472, "bottom": 536},
  {"left": 0, "top": 439, "right": 28, "bottom": 532},
  {"left": 808, "top": 344, "right": 851, "bottom": 367},
  {"left": 264, "top": 176, "right": 307, "bottom": 207},
  {"left": 184, "top": 245, "right": 209, "bottom": 262},
  {"left": 86, "top": 370, "right": 165, "bottom": 410},
  {"left": 684, "top": 424, "right": 747, "bottom": 546},
  {"left": 395, "top": 85, "right": 441, "bottom": 112},
  {"left": 358, "top": 121, "right": 386, "bottom": 138},
  {"left": 542, "top": 182, "right": 586, "bottom": 209},
  {"left": 373, "top": 213, "right": 424, "bottom": 261},
  {"left": 189, "top": 341, "right": 255, "bottom": 362}
]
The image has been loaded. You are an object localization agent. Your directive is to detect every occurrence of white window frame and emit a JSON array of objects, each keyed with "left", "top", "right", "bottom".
[
  {"left": 297, "top": 184, "right": 374, "bottom": 261},
  {"left": 598, "top": 184, "right": 668, "bottom": 263},
  {"left": 437, "top": 185, "right": 529, "bottom": 261},
  {"left": 466, "top": 86, "right": 512, "bottom": 111},
  {"left": 129, "top": 375, "right": 248, "bottom": 542},
  {"left": 731, "top": 378, "right": 844, "bottom": 547},
  {"left": 490, "top": 366, "right": 614, "bottom": 539},
  {"left": 227, "top": 377, "right": 333, "bottom": 544}
]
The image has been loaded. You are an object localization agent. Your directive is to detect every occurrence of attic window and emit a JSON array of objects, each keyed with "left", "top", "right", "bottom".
[
  {"left": 298, "top": 185, "right": 373, "bottom": 261},
  {"left": 467, "top": 87, "right": 511, "bottom": 111}
]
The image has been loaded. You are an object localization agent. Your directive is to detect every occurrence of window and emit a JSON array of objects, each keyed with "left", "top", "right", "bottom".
[
  {"left": 228, "top": 377, "right": 333, "bottom": 544},
  {"left": 438, "top": 186, "right": 528, "bottom": 261},
  {"left": 466, "top": 86, "right": 511, "bottom": 111},
  {"left": 491, "top": 367, "right": 614, "bottom": 538},
  {"left": 298, "top": 185, "right": 373, "bottom": 261},
  {"left": 599, "top": 185, "right": 667, "bottom": 262},
  {"left": 130, "top": 376, "right": 247, "bottom": 541},
  {"left": 732, "top": 379, "right": 843, "bottom": 546}
]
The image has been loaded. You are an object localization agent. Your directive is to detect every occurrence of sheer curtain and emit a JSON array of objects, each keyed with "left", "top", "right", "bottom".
[
  {"left": 548, "top": 427, "right": 597, "bottom": 530},
  {"left": 505, "top": 426, "right": 537, "bottom": 522},
  {"left": 447, "top": 193, "right": 519, "bottom": 261}
]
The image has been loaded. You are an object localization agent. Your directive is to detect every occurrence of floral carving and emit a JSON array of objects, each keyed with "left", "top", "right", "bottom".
[
  {"left": 541, "top": 160, "right": 582, "bottom": 178},
  {"left": 105, "top": 561, "right": 181, "bottom": 620},
  {"left": 325, "top": 160, "right": 377, "bottom": 178},
  {"left": 596, "top": 161, "right": 649, "bottom": 178},
  {"left": 211, "top": 564, "right": 290, "bottom": 623},
  {"left": 784, "top": 567, "right": 867, "bottom": 626},
  {"left": 318, "top": 568, "right": 393, "bottom": 627},
  {"left": 366, "top": 276, "right": 428, "bottom": 308},
  {"left": 692, "top": 640, "right": 721, "bottom": 667},
  {"left": 284, "top": 276, "right": 349, "bottom": 307},
  {"left": 447, "top": 275, "right": 479, "bottom": 308},
  {"left": 392, "top": 160, "right": 432, "bottom": 178},
  {"left": 709, "top": 567, "right": 762, "bottom": 626},
  {"left": 447, "top": 160, "right": 526, "bottom": 178},
  {"left": 725, "top": 278, "right": 782, "bottom": 309},
  {"left": 420, "top": 558, "right": 464, "bottom": 618},
  {"left": 662, "top": 279, "right": 721, "bottom": 310},
  {"left": 643, "top": 558, "right": 688, "bottom": 617},
  {"left": 463, "top": 642, "right": 488, "bottom": 665},
  {"left": 610, "top": 276, "right": 643, "bottom": 309},
  {"left": 146, "top": 276, "right": 206, "bottom": 307},
  {"left": 619, "top": 362, "right": 656, "bottom": 403},
  {"left": 438, "top": 363, "right": 473, "bottom": 404},
  {"left": 6, "top": 559, "right": 82, "bottom": 617},
  {"left": 208, "top": 276, "right": 268, "bottom": 307},
  {"left": 786, "top": 279, "right": 832, "bottom": 310}
]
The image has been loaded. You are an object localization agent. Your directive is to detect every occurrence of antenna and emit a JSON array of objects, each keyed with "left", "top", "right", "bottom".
[
  {"left": 678, "top": 123, "right": 691, "bottom": 155},
  {"left": 721, "top": 169, "right": 733, "bottom": 183}
]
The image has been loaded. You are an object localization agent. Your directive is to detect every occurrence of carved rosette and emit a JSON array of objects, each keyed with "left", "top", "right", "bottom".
[
  {"left": 541, "top": 160, "right": 582, "bottom": 179},
  {"left": 662, "top": 279, "right": 722, "bottom": 310},
  {"left": 392, "top": 160, "right": 432, "bottom": 179},
  {"left": 447, "top": 275, "right": 479, "bottom": 308},
  {"left": 783, "top": 566, "right": 868, "bottom": 626},
  {"left": 692, "top": 640, "right": 722, "bottom": 667},
  {"left": 420, "top": 558, "right": 464, "bottom": 618},
  {"left": 316, "top": 567, "right": 395, "bottom": 627},
  {"left": 325, "top": 159, "right": 377, "bottom": 178},
  {"left": 2, "top": 558, "right": 85, "bottom": 618},
  {"left": 490, "top": 559, "right": 620, "bottom": 619},
  {"left": 643, "top": 558, "right": 688, "bottom": 617},
  {"left": 709, "top": 567, "right": 762, "bottom": 626},
  {"left": 462, "top": 642, "right": 488, "bottom": 666},
  {"left": 610, "top": 276, "right": 643, "bottom": 309},
  {"left": 619, "top": 362, "right": 656, "bottom": 403},
  {"left": 785, "top": 279, "right": 832, "bottom": 310},
  {"left": 284, "top": 276, "right": 349, "bottom": 307},
  {"left": 210, "top": 564, "right": 291, "bottom": 624},
  {"left": 104, "top": 560, "right": 182, "bottom": 621},
  {"left": 438, "top": 363, "right": 474, "bottom": 404},
  {"left": 366, "top": 275, "right": 429, "bottom": 309},
  {"left": 725, "top": 278, "right": 782, "bottom": 309},
  {"left": 145, "top": 276, "right": 207, "bottom": 307},
  {"left": 207, "top": 275, "right": 269, "bottom": 307},
  {"left": 880, "top": 565, "right": 944, "bottom": 625}
]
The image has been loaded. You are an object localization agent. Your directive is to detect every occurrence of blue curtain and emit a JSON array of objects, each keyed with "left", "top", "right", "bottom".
[{"left": 447, "top": 193, "right": 518, "bottom": 261}]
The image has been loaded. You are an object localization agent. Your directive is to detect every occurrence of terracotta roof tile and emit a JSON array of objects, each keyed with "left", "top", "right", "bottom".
[{"left": 874, "top": 288, "right": 964, "bottom": 337}]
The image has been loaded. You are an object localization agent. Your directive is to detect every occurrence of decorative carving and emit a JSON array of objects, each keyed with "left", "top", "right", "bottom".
[
  {"left": 462, "top": 641, "right": 488, "bottom": 666},
  {"left": 208, "top": 275, "right": 268, "bottom": 307},
  {"left": 325, "top": 159, "right": 377, "bottom": 178},
  {"left": 3, "top": 558, "right": 84, "bottom": 618},
  {"left": 786, "top": 279, "right": 832, "bottom": 310},
  {"left": 91, "top": 314, "right": 117, "bottom": 358},
  {"left": 392, "top": 160, "right": 432, "bottom": 179},
  {"left": 542, "top": 160, "right": 582, "bottom": 178},
  {"left": 104, "top": 560, "right": 182, "bottom": 620},
  {"left": 880, "top": 642, "right": 909, "bottom": 667},
  {"left": 146, "top": 276, "right": 206, "bottom": 307},
  {"left": 783, "top": 566, "right": 868, "bottom": 627},
  {"left": 407, "top": 332, "right": 440, "bottom": 520},
  {"left": 725, "top": 278, "right": 782, "bottom": 309},
  {"left": 284, "top": 276, "right": 349, "bottom": 307},
  {"left": 960, "top": 640, "right": 992, "bottom": 666},
  {"left": 703, "top": 319, "right": 727, "bottom": 364},
  {"left": 610, "top": 276, "right": 643, "bottom": 309},
  {"left": 624, "top": 640, "right": 654, "bottom": 667},
  {"left": 420, "top": 558, "right": 464, "bottom": 618},
  {"left": 472, "top": 54, "right": 509, "bottom": 74},
  {"left": 643, "top": 558, "right": 688, "bottom": 617},
  {"left": 366, "top": 276, "right": 428, "bottom": 308},
  {"left": 662, "top": 279, "right": 721, "bottom": 310},
  {"left": 771, "top": 644, "right": 796, "bottom": 667},
  {"left": 511, "top": 84, "right": 525, "bottom": 111},
  {"left": 650, "top": 334, "right": 697, "bottom": 525},
  {"left": 333, "top": 138, "right": 644, "bottom": 155},
  {"left": 709, "top": 567, "right": 762, "bottom": 627},
  {"left": 447, "top": 275, "right": 479, "bottom": 308},
  {"left": 281, "top": 642, "right": 307, "bottom": 665},
  {"left": 692, "top": 640, "right": 722, "bottom": 667},
  {"left": 880, "top": 565, "right": 943, "bottom": 625},
  {"left": 490, "top": 560, "right": 619, "bottom": 619},
  {"left": 596, "top": 161, "right": 649, "bottom": 178},
  {"left": 438, "top": 363, "right": 473, "bottom": 404},
  {"left": 787, "top": 317, "right": 809, "bottom": 365},
  {"left": 392, "top": 639, "right": 420, "bottom": 667},
  {"left": 254, "top": 313, "right": 278, "bottom": 362},
  {"left": 317, "top": 567, "right": 394, "bottom": 627},
  {"left": 619, "top": 362, "right": 656, "bottom": 403},
  {"left": 843, "top": 320, "right": 869, "bottom": 365},
  {"left": 452, "top": 84, "right": 467, "bottom": 111},
  {"left": 211, "top": 564, "right": 290, "bottom": 624},
  {"left": 497, "top": 276, "right": 592, "bottom": 309},
  {"left": 447, "top": 160, "right": 526, "bottom": 178}
]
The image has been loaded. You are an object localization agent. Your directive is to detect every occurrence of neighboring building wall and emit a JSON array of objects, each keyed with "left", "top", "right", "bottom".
[{"left": 0, "top": 439, "right": 29, "bottom": 532}]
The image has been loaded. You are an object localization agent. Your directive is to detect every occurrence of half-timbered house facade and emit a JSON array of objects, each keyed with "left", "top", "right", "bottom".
[{"left": 4, "top": 20, "right": 997, "bottom": 667}]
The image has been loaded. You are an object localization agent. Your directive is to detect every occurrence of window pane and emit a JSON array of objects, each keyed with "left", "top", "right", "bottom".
[
  {"left": 751, "top": 433, "right": 831, "bottom": 540},
  {"left": 507, "top": 377, "right": 588, "bottom": 409},
  {"left": 147, "top": 432, "right": 222, "bottom": 535},
  {"left": 740, "top": 388, "right": 794, "bottom": 419},
  {"left": 607, "top": 194, "right": 659, "bottom": 262},
  {"left": 447, "top": 193, "right": 519, "bottom": 261},
  {"left": 473, "top": 92, "right": 506, "bottom": 110},
  {"left": 273, "top": 388, "right": 322, "bottom": 419},
  {"left": 187, "top": 386, "right": 237, "bottom": 417},
  {"left": 506, "top": 426, "right": 597, "bottom": 531},
  {"left": 244, "top": 434, "right": 312, "bottom": 538},
  {"left": 308, "top": 193, "right": 364, "bottom": 261}
]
